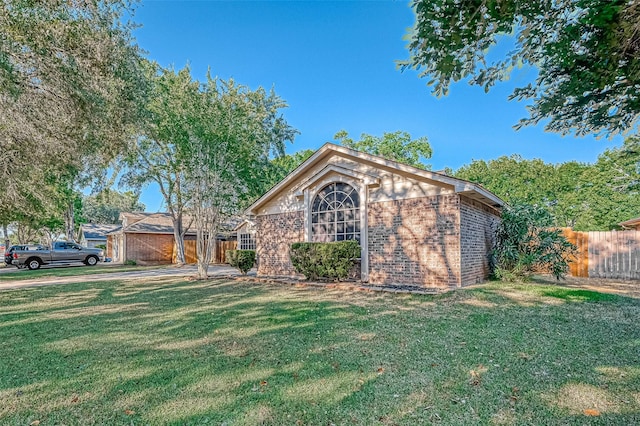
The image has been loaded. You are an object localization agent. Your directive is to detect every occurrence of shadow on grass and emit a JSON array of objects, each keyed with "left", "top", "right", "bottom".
[
  {"left": 0, "top": 278, "right": 639, "bottom": 425},
  {"left": 0, "top": 264, "right": 165, "bottom": 282}
]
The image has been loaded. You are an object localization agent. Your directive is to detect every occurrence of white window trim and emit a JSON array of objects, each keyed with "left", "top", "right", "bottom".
[{"left": 304, "top": 174, "right": 370, "bottom": 282}]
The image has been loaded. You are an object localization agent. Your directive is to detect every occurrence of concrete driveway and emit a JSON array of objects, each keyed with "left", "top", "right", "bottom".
[{"left": 0, "top": 265, "right": 245, "bottom": 291}]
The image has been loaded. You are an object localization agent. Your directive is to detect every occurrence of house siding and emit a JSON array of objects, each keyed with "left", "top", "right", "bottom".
[
  {"left": 125, "top": 233, "right": 174, "bottom": 264},
  {"left": 256, "top": 211, "right": 304, "bottom": 277},
  {"left": 367, "top": 194, "right": 461, "bottom": 289},
  {"left": 460, "top": 196, "right": 500, "bottom": 285}
]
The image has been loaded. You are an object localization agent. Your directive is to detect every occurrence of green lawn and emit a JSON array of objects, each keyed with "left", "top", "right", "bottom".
[
  {"left": 0, "top": 278, "right": 638, "bottom": 425},
  {"left": 0, "top": 264, "right": 165, "bottom": 281}
]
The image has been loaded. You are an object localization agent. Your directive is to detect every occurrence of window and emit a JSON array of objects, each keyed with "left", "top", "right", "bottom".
[
  {"left": 239, "top": 233, "right": 256, "bottom": 250},
  {"left": 311, "top": 182, "right": 360, "bottom": 242}
]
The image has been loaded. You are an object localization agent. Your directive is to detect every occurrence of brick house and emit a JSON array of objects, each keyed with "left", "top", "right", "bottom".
[
  {"left": 245, "top": 143, "right": 505, "bottom": 290},
  {"left": 106, "top": 212, "right": 239, "bottom": 265},
  {"left": 106, "top": 212, "right": 197, "bottom": 265}
]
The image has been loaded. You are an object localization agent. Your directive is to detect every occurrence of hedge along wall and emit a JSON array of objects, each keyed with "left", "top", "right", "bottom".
[{"left": 290, "top": 241, "right": 360, "bottom": 281}]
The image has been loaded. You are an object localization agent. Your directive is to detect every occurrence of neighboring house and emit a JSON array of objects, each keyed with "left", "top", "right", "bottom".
[
  {"left": 245, "top": 143, "right": 506, "bottom": 290},
  {"left": 79, "top": 224, "right": 120, "bottom": 249},
  {"left": 619, "top": 217, "right": 640, "bottom": 230},
  {"left": 106, "top": 212, "right": 238, "bottom": 264},
  {"left": 106, "top": 212, "right": 197, "bottom": 265}
]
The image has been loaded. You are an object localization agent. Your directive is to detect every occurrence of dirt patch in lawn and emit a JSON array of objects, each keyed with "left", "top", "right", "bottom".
[{"left": 533, "top": 275, "right": 640, "bottom": 298}]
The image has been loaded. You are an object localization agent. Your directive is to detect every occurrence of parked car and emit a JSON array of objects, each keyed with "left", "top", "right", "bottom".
[
  {"left": 10, "top": 242, "right": 104, "bottom": 270},
  {"left": 4, "top": 244, "right": 46, "bottom": 265}
]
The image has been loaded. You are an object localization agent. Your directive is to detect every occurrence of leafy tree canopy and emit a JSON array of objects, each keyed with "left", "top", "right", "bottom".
[
  {"left": 0, "top": 0, "right": 146, "bottom": 210},
  {"left": 121, "top": 64, "right": 296, "bottom": 268},
  {"left": 180, "top": 73, "right": 297, "bottom": 278},
  {"left": 455, "top": 136, "right": 640, "bottom": 230},
  {"left": 81, "top": 190, "right": 145, "bottom": 224},
  {"left": 259, "top": 149, "right": 315, "bottom": 194},
  {"left": 334, "top": 130, "right": 432, "bottom": 169},
  {"left": 402, "top": 0, "right": 640, "bottom": 137}
]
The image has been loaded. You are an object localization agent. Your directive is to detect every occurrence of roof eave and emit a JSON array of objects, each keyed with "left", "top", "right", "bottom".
[{"left": 246, "top": 143, "right": 506, "bottom": 214}]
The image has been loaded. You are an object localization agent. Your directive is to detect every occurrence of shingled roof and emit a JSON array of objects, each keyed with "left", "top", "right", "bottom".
[
  {"left": 107, "top": 212, "right": 196, "bottom": 235},
  {"left": 80, "top": 224, "right": 120, "bottom": 240}
]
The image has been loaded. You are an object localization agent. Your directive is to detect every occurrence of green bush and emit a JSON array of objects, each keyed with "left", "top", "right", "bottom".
[
  {"left": 124, "top": 259, "right": 137, "bottom": 266},
  {"left": 226, "top": 250, "right": 256, "bottom": 275},
  {"left": 290, "top": 240, "right": 361, "bottom": 281},
  {"left": 95, "top": 244, "right": 107, "bottom": 250},
  {"left": 492, "top": 203, "right": 576, "bottom": 281}
]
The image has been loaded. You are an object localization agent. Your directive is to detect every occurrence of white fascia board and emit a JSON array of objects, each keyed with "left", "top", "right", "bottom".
[
  {"left": 245, "top": 144, "right": 336, "bottom": 215},
  {"left": 246, "top": 142, "right": 505, "bottom": 214}
]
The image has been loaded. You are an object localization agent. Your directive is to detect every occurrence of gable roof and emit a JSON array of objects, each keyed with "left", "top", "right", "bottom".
[
  {"left": 80, "top": 224, "right": 120, "bottom": 240},
  {"left": 109, "top": 212, "right": 196, "bottom": 236},
  {"left": 246, "top": 143, "right": 505, "bottom": 214},
  {"left": 109, "top": 212, "right": 240, "bottom": 235}
]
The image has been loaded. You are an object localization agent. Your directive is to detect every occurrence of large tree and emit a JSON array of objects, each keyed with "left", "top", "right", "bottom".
[
  {"left": 334, "top": 130, "right": 432, "bottom": 169},
  {"left": 124, "top": 66, "right": 296, "bottom": 269},
  {"left": 0, "top": 0, "right": 146, "bottom": 213},
  {"left": 402, "top": 0, "right": 640, "bottom": 137},
  {"left": 122, "top": 65, "right": 200, "bottom": 265},
  {"left": 186, "top": 76, "right": 296, "bottom": 279}
]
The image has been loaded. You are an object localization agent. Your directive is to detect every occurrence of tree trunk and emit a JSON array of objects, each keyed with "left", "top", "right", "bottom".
[
  {"left": 195, "top": 224, "right": 209, "bottom": 279},
  {"left": 64, "top": 201, "right": 76, "bottom": 242},
  {"left": 172, "top": 214, "right": 186, "bottom": 265},
  {"left": 2, "top": 223, "right": 9, "bottom": 250},
  {"left": 196, "top": 258, "right": 208, "bottom": 279}
]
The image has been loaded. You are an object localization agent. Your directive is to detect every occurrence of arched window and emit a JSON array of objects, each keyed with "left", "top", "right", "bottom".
[{"left": 311, "top": 182, "right": 360, "bottom": 242}]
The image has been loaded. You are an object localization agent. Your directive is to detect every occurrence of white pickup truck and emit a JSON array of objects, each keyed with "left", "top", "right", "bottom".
[{"left": 10, "top": 242, "right": 104, "bottom": 270}]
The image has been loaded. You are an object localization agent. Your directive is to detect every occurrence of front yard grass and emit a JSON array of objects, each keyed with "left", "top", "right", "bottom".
[
  {"left": 0, "top": 278, "right": 638, "bottom": 425},
  {"left": 0, "top": 264, "right": 166, "bottom": 282}
]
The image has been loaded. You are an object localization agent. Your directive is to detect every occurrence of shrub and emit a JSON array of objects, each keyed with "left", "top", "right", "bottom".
[
  {"left": 492, "top": 203, "right": 576, "bottom": 281},
  {"left": 95, "top": 244, "right": 107, "bottom": 250},
  {"left": 290, "top": 240, "right": 360, "bottom": 281},
  {"left": 124, "top": 259, "right": 137, "bottom": 266},
  {"left": 226, "top": 250, "right": 256, "bottom": 275}
]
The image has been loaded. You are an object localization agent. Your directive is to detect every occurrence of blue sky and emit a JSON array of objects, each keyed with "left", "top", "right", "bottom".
[{"left": 132, "top": 0, "right": 622, "bottom": 212}]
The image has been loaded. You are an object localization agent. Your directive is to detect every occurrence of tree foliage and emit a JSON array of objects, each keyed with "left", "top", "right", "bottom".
[
  {"left": 185, "top": 75, "right": 296, "bottom": 279},
  {"left": 455, "top": 136, "right": 640, "bottom": 230},
  {"left": 493, "top": 203, "right": 576, "bottom": 281},
  {"left": 123, "top": 64, "right": 296, "bottom": 274},
  {"left": 402, "top": 0, "right": 640, "bottom": 137},
  {"left": 334, "top": 130, "right": 432, "bottom": 169},
  {"left": 81, "top": 190, "right": 145, "bottom": 224},
  {"left": 0, "top": 0, "right": 146, "bottom": 212},
  {"left": 122, "top": 65, "right": 200, "bottom": 264},
  {"left": 260, "top": 149, "right": 315, "bottom": 193}
]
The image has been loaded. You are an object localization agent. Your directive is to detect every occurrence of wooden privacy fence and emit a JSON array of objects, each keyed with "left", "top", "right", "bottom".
[
  {"left": 173, "top": 239, "right": 237, "bottom": 264},
  {"left": 562, "top": 228, "right": 640, "bottom": 279},
  {"left": 215, "top": 241, "right": 237, "bottom": 264}
]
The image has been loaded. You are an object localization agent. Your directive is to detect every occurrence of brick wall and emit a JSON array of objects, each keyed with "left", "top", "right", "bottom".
[
  {"left": 367, "top": 194, "right": 461, "bottom": 288},
  {"left": 256, "top": 211, "right": 304, "bottom": 277},
  {"left": 460, "top": 196, "right": 500, "bottom": 285}
]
